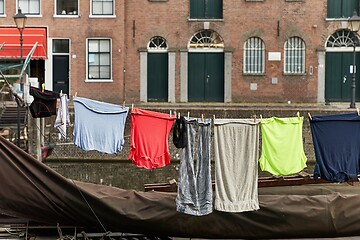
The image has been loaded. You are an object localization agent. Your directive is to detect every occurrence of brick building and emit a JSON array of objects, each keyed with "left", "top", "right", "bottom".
[{"left": 0, "top": 0, "right": 359, "bottom": 104}]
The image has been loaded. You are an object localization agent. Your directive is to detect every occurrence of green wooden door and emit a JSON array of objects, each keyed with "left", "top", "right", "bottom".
[
  {"left": 188, "top": 53, "right": 224, "bottom": 102},
  {"left": 147, "top": 53, "right": 168, "bottom": 102},
  {"left": 325, "top": 52, "right": 360, "bottom": 102}
]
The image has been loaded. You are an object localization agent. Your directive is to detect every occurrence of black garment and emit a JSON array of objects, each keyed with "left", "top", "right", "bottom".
[
  {"left": 173, "top": 116, "right": 187, "bottom": 148},
  {"left": 29, "top": 87, "right": 59, "bottom": 118}
]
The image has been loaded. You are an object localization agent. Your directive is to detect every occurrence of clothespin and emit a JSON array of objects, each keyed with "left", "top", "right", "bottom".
[
  {"left": 41, "top": 83, "right": 45, "bottom": 92},
  {"left": 213, "top": 115, "right": 216, "bottom": 120},
  {"left": 201, "top": 114, "right": 204, "bottom": 122},
  {"left": 296, "top": 111, "right": 300, "bottom": 118},
  {"left": 187, "top": 112, "right": 190, "bottom": 118},
  {"left": 357, "top": 108, "right": 359, "bottom": 116},
  {"left": 308, "top": 112, "right": 312, "bottom": 120},
  {"left": 73, "top": 92, "right": 77, "bottom": 99},
  {"left": 131, "top": 104, "right": 134, "bottom": 110},
  {"left": 253, "top": 114, "right": 257, "bottom": 123},
  {"left": 260, "top": 114, "right": 263, "bottom": 121},
  {"left": 60, "top": 90, "right": 63, "bottom": 96},
  {"left": 178, "top": 112, "right": 181, "bottom": 119},
  {"left": 123, "top": 101, "right": 125, "bottom": 108},
  {"left": 170, "top": 110, "right": 172, "bottom": 117}
]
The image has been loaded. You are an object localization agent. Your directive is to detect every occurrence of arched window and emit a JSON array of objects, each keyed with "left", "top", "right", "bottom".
[
  {"left": 284, "top": 36, "right": 305, "bottom": 74},
  {"left": 243, "top": 37, "right": 265, "bottom": 74},
  {"left": 326, "top": 29, "right": 357, "bottom": 48},
  {"left": 147, "top": 36, "right": 168, "bottom": 52},
  {"left": 188, "top": 29, "right": 224, "bottom": 50}
]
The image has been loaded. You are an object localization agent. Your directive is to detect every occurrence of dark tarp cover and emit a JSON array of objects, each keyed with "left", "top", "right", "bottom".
[
  {"left": 310, "top": 113, "right": 360, "bottom": 182},
  {"left": 1, "top": 136, "right": 360, "bottom": 239}
]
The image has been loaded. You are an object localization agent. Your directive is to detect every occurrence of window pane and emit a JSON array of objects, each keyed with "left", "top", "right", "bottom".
[
  {"left": 56, "top": 0, "right": 78, "bottom": 15},
  {"left": 92, "top": 2, "right": 102, "bottom": 15},
  {"left": 88, "top": 53, "right": 96, "bottom": 64},
  {"left": 89, "top": 66, "right": 99, "bottom": 79},
  {"left": 100, "top": 40, "right": 110, "bottom": 52},
  {"left": 18, "top": 0, "right": 29, "bottom": 13},
  {"left": 100, "top": 66, "right": 110, "bottom": 78},
  {"left": 29, "top": 0, "right": 40, "bottom": 14},
  {"left": 103, "top": 2, "right": 113, "bottom": 15},
  {"left": 88, "top": 40, "right": 99, "bottom": 52},
  {"left": 100, "top": 53, "right": 110, "bottom": 65},
  {"left": 92, "top": 0, "right": 113, "bottom": 15},
  {"left": 53, "top": 39, "right": 70, "bottom": 53},
  {"left": 89, "top": 55, "right": 99, "bottom": 65}
]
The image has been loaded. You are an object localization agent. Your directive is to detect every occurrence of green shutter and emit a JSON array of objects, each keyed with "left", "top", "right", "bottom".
[
  {"left": 206, "top": 0, "right": 222, "bottom": 19},
  {"left": 190, "top": 0, "right": 205, "bottom": 19},
  {"left": 328, "top": 0, "right": 358, "bottom": 18},
  {"left": 342, "top": 0, "right": 359, "bottom": 18},
  {"left": 327, "top": 0, "right": 341, "bottom": 18}
]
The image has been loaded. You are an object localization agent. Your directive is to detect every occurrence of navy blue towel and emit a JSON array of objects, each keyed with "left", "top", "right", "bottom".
[{"left": 310, "top": 113, "right": 360, "bottom": 182}]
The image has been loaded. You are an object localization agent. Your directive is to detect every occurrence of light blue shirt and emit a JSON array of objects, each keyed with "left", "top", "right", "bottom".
[{"left": 73, "top": 97, "right": 129, "bottom": 154}]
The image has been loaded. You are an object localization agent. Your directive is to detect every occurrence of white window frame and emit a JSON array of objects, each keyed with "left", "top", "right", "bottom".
[
  {"left": 0, "top": 0, "right": 5, "bottom": 16},
  {"left": 86, "top": 38, "right": 113, "bottom": 82},
  {"left": 284, "top": 36, "right": 306, "bottom": 74},
  {"left": 89, "top": 0, "right": 115, "bottom": 18},
  {"left": 17, "top": 0, "right": 41, "bottom": 16},
  {"left": 188, "top": 29, "right": 224, "bottom": 52},
  {"left": 243, "top": 37, "right": 265, "bottom": 74},
  {"left": 54, "top": 0, "right": 79, "bottom": 18}
]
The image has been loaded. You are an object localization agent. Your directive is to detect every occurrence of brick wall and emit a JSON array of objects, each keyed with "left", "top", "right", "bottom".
[
  {"left": 123, "top": 0, "right": 327, "bottom": 103},
  {"left": 1, "top": 1, "right": 340, "bottom": 103}
]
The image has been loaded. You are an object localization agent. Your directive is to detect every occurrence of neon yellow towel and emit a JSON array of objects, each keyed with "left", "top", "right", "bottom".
[{"left": 259, "top": 117, "right": 307, "bottom": 176}]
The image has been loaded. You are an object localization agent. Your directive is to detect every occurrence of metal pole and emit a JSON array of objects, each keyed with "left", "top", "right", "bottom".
[
  {"left": 351, "top": 43, "right": 357, "bottom": 108},
  {"left": 123, "top": 68, "right": 126, "bottom": 102},
  {"left": 16, "top": 29, "right": 23, "bottom": 146}
]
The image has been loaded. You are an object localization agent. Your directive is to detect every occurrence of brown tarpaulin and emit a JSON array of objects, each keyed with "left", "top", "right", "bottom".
[{"left": 1, "top": 136, "right": 360, "bottom": 239}]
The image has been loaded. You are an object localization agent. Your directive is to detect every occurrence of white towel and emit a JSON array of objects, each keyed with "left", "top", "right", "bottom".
[
  {"left": 214, "top": 118, "right": 260, "bottom": 212},
  {"left": 54, "top": 93, "right": 70, "bottom": 139}
]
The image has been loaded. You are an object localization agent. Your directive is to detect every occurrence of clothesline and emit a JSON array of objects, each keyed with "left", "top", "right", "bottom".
[
  {"left": 144, "top": 174, "right": 360, "bottom": 192},
  {"left": 26, "top": 88, "right": 360, "bottom": 216}
]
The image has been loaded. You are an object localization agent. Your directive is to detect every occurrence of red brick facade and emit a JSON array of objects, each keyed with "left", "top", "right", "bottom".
[{"left": 0, "top": 1, "right": 349, "bottom": 104}]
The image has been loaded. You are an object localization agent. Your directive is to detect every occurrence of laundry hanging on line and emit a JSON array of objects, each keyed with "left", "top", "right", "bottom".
[
  {"left": 54, "top": 93, "right": 70, "bottom": 139},
  {"left": 73, "top": 97, "right": 129, "bottom": 154},
  {"left": 176, "top": 117, "right": 213, "bottom": 216},
  {"left": 128, "top": 108, "right": 176, "bottom": 169},
  {"left": 259, "top": 116, "right": 307, "bottom": 176},
  {"left": 214, "top": 118, "right": 260, "bottom": 213},
  {"left": 310, "top": 112, "right": 360, "bottom": 183},
  {"left": 29, "top": 86, "right": 59, "bottom": 118}
]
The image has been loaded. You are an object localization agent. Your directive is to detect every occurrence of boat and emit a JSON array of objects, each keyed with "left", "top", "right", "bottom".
[{"left": 0, "top": 136, "right": 360, "bottom": 239}]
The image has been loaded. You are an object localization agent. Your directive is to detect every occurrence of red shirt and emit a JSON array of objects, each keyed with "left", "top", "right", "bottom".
[{"left": 128, "top": 108, "right": 176, "bottom": 169}]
